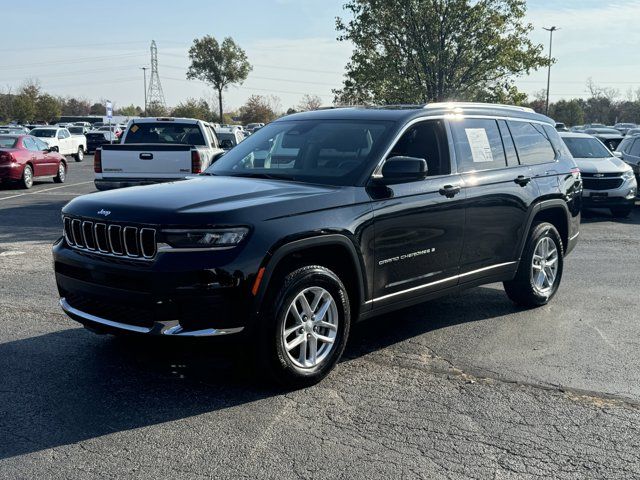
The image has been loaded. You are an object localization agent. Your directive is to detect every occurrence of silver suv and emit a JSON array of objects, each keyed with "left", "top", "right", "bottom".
[{"left": 560, "top": 132, "right": 637, "bottom": 218}]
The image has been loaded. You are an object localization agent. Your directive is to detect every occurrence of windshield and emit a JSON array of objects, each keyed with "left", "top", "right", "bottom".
[
  {"left": 562, "top": 137, "right": 612, "bottom": 158},
  {"left": 207, "top": 119, "right": 394, "bottom": 186},
  {"left": 68, "top": 127, "right": 84, "bottom": 134},
  {"left": 217, "top": 132, "right": 237, "bottom": 144},
  {"left": 0, "top": 136, "right": 18, "bottom": 148},
  {"left": 124, "top": 122, "right": 205, "bottom": 145},
  {"left": 30, "top": 129, "right": 56, "bottom": 138}
]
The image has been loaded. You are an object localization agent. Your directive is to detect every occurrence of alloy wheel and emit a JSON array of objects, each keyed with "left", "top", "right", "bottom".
[
  {"left": 530, "top": 236, "right": 559, "bottom": 296},
  {"left": 282, "top": 286, "right": 339, "bottom": 369}
]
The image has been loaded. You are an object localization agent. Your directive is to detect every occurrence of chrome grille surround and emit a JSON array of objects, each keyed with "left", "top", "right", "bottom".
[{"left": 63, "top": 216, "right": 157, "bottom": 261}]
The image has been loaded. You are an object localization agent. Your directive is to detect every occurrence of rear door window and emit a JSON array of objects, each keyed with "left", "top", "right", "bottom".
[
  {"left": 629, "top": 139, "right": 640, "bottom": 157},
  {"left": 450, "top": 118, "right": 506, "bottom": 172},
  {"left": 508, "top": 121, "right": 556, "bottom": 165}
]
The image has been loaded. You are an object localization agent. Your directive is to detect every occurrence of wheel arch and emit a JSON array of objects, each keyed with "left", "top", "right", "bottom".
[
  {"left": 254, "top": 234, "right": 367, "bottom": 321},
  {"left": 518, "top": 199, "right": 570, "bottom": 259}
]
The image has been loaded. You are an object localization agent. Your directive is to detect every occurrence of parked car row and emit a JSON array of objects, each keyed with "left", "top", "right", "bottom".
[{"left": 0, "top": 134, "right": 67, "bottom": 188}]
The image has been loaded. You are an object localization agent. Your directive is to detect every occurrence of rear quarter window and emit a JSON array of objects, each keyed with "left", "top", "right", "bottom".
[{"left": 507, "top": 121, "right": 556, "bottom": 166}]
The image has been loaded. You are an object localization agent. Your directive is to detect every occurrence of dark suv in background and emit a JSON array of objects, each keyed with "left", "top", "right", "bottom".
[{"left": 53, "top": 103, "right": 582, "bottom": 386}]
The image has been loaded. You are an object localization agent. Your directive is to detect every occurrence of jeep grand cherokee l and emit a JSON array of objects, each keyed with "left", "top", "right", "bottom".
[{"left": 53, "top": 103, "right": 582, "bottom": 386}]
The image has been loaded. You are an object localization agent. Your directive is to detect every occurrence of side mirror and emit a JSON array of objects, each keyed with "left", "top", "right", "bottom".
[
  {"left": 379, "top": 156, "right": 428, "bottom": 183},
  {"left": 613, "top": 151, "right": 623, "bottom": 158},
  {"left": 220, "top": 139, "right": 234, "bottom": 149},
  {"left": 47, "top": 147, "right": 55, "bottom": 153}
]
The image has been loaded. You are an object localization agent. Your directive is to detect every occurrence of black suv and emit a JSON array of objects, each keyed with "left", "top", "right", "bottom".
[{"left": 53, "top": 103, "right": 582, "bottom": 386}]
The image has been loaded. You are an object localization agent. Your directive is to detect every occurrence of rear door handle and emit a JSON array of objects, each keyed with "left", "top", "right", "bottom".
[
  {"left": 139, "top": 153, "right": 153, "bottom": 160},
  {"left": 514, "top": 175, "right": 531, "bottom": 187},
  {"left": 439, "top": 184, "right": 461, "bottom": 198}
]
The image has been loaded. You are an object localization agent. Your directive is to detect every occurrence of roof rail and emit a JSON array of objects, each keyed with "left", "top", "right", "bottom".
[{"left": 424, "top": 102, "right": 535, "bottom": 114}]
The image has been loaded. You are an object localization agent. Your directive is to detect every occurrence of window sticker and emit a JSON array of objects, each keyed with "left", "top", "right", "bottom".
[
  {"left": 130, "top": 125, "right": 139, "bottom": 133},
  {"left": 465, "top": 128, "right": 493, "bottom": 163}
]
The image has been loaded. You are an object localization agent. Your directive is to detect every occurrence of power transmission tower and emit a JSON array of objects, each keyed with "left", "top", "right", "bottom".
[{"left": 147, "top": 40, "right": 166, "bottom": 112}]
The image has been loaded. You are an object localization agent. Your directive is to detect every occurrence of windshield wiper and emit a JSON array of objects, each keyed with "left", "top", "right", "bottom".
[{"left": 228, "top": 172, "right": 296, "bottom": 181}]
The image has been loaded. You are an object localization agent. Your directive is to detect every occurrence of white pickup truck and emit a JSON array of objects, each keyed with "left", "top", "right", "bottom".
[
  {"left": 30, "top": 127, "right": 86, "bottom": 162},
  {"left": 94, "top": 117, "right": 224, "bottom": 190}
]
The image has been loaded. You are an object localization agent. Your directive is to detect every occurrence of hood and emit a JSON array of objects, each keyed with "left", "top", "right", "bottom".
[
  {"left": 573, "top": 156, "right": 630, "bottom": 174},
  {"left": 63, "top": 176, "right": 357, "bottom": 225}
]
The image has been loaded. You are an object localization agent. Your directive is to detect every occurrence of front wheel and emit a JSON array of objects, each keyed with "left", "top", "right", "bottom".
[
  {"left": 74, "top": 147, "right": 84, "bottom": 162},
  {"left": 53, "top": 162, "right": 66, "bottom": 183},
  {"left": 257, "top": 265, "right": 351, "bottom": 388},
  {"left": 504, "top": 222, "right": 564, "bottom": 307}
]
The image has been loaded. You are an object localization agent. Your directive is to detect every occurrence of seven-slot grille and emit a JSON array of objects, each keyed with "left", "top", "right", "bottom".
[{"left": 63, "top": 217, "right": 157, "bottom": 260}]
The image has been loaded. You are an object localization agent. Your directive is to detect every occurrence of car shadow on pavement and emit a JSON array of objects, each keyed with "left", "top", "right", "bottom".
[
  {"left": 580, "top": 204, "right": 640, "bottom": 225},
  {"left": 345, "top": 285, "right": 517, "bottom": 361},
  {"left": 0, "top": 286, "right": 515, "bottom": 460}
]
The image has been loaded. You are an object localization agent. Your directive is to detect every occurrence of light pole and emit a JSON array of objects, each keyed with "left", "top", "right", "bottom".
[
  {"left": 141, "top": 67, "right": 148, "bottom": 116},
  {"left": 543, "top": 26, "right": 559, "bottom": 115}
]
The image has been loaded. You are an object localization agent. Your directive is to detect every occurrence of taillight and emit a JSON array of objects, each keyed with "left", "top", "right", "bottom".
[
  {"left": 191, "top": 150, "right": 202, "bottom": 174},
  {"left": 0, "top": 152, "right": 14, "bottom": 163},
  {"left": 94, "top": 148, "right": 102, "bottom": 173}
]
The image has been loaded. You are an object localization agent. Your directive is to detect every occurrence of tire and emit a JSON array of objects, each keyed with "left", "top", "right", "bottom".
[
  {"left": 256, "top": 265, "right": 351, "bottom": 388},
  {"left": 74, "top": 147, "right": 84, "bottom": 162},
  {"left": 53, "top": 161, "right": 66, "bottom": 183},
  {"left": 503, "top": 222, "right": 564, "bottom": 308},
  {"left": 611, "top": 206, "right": 633, "bottom": 218},
  {"left": 21, "top": 164, "right": 34, "bottom": 189}
]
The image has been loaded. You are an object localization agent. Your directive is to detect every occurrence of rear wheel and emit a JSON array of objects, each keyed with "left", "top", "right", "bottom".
[
  {"left": 74, "top": 147, "right": 84, "bottom": 162},
  {"left": 611, "top": 205, "right": 633, "bottom": 218},
  {"left": 256, "top": 265, "right": 350, "bottom": 388},
  {"left": 504, "top": 222, "right": 564, "bottom": 307},
  {"left": 21, "top": 164, "right": 34, "bottom": 189},
  {"left": 53, "top": 162, "right": 66, "bottom": 183}
]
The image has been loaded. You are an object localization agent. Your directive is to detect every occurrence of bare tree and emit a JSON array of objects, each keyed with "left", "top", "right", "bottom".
[{"left": 297, "top": 94, "right": 323, "bottom": 112}]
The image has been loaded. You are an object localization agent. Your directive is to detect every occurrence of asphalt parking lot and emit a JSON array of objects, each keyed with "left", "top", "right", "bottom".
[{"left": 1, "top": 157, "right": 639, "bottom": 479}]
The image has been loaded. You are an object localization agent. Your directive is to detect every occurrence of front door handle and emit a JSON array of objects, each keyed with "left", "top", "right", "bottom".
[
  {"left": 514, "top": 175, "right": 532, "bottom": 187},
  {"left": 439, "top": 184, "right": 461, "bottom": 198}
]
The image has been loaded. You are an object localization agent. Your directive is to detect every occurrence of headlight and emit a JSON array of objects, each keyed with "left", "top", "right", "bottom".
[
  {"left": 622, "top": 169, "right": 634, "bottom": 180},
  {"left": 162, "top": 227, "right": 249, "bottom": 249}
]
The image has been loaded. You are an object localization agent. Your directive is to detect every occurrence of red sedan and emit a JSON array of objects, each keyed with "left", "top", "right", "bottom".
[{"left": 0, "top": 134, "right": 67, "bottom": 189}]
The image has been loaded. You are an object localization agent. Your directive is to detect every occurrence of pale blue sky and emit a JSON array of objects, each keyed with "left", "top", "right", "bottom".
[{"left": 1, "top": 0, "right": 639, "bottom": 110}]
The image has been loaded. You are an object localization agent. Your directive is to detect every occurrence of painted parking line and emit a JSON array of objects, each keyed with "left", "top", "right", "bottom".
[{"left": 0, "top": 181, "right": 94, "bottom": 201}]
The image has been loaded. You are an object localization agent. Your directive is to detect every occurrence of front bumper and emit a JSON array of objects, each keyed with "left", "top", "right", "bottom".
[
  {"left": 60, "top": 298, "right": 243, "bottom": 336},
  {"left": 54, "top": 240, "right": 250, "bottom": 337},
  {"left": 581, "top": 176, "right": 637, "bottom": 207}
]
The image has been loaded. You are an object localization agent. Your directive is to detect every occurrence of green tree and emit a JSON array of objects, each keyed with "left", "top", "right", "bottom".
[
  {"left": 146, "top": 101, "right": 167, "bottom": 117},
  {"left": 36, "top": 94, "right": 61, "bottom": 123},
  {"left": 334, "top": 0, "right": 549, "bottom": 104},
  {"left": 10, "top": 94, "right": 35, "bottom": 123},
  {"left": 171, "top": 98, "right": 212, "bottom": 120},
  {"left": 90, "top": 102, "right": 106, "bottom": 115},
  {"left": 238, "top": 95, "right": 280, "bottom": 124},
  {"left": 550, "top": 99, "right": 584, "bottom": 126},
  {"left": 61, "top": 97, "right": 91, "bottom": 116},
  {"left": 187, "top": 35, "right": 252, "bottom": 122},
  {"left": 116, "top": 104, "right": 143, "bottom": 116},
  {"left": 10, "top": 81, "right": 40, "bottom": 123}
]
